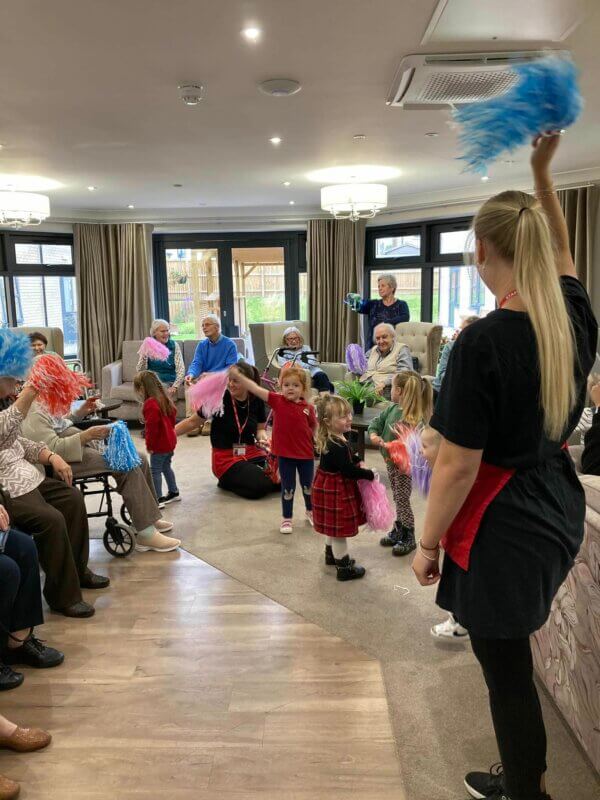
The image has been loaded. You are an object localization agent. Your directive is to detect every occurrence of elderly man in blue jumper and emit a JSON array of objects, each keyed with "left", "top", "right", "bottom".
[{"left": 184, "top": 314, "right": 240, "bottom": 435}]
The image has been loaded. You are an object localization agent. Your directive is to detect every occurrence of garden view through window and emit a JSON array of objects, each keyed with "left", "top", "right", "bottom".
[{"left": 166, "top": 248, "right": 220, "bottom": 340}]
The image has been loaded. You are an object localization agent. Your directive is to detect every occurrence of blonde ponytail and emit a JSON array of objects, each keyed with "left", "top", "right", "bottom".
[
  {"left": 474, "top": 191, "right": 576, "bottom": 439},
  {"left": 393, "top": 370, "right": 433, "bottom": 427}
]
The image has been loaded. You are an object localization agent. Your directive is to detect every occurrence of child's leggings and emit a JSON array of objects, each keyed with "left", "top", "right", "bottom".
[
  {"left": 386, "top": 461, "right": 414, "bottom": 529},
  {"left": 325, "top": 537, "right": 348, "bottom": 559},
  {"left": 278, "top": 457, "right": 314, "bottom": 519}
]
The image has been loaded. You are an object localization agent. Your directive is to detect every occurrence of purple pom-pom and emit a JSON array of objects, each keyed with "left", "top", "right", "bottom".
[
  {"left": 346, "top": 343, "right": 368, "bottom": 375},
  {"left": 406, "top": 429, "right": 432, "bottom": 496},
  {"left": 358, "top": 475, "right": 396, "bottom": 532}
]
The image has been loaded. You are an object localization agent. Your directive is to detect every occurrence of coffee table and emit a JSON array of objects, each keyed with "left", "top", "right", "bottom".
[{"left": 350, "top": 406, "right": 382, "bottom": 460}]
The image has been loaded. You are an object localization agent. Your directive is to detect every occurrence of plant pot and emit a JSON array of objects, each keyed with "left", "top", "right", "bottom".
[{"left": 352, "top": 400, "right": 365, "bottom": 415}]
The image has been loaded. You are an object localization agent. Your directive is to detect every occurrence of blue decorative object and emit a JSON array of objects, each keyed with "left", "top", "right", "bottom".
[
  {"left": 0, "top": 329, "right": 33, "bottom": 379},
  {"left": 103, "top": 421, "right": 142, "bottom": 473},
  {"left": 344, "top": 293, "right": 362, "bottom": 311},
  {"left": 454, "top": 55, "right": 583, "bottom": 173}
]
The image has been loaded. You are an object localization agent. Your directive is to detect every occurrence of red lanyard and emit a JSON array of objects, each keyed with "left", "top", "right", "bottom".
[
  {"left": 231, "top": 396, "right": 249, "bottom": 440},
  {"left": 499, "top": 289, "right": 518, "bottom": 308}
]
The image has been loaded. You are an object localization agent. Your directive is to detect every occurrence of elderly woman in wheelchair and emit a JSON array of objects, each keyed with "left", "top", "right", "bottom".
[{"left": 22, "top": 397, "right": 180, "bottom": 555}]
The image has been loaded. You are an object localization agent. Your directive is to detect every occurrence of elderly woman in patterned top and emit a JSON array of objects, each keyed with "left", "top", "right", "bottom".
[
  {"left": 136, "top": 319, "right": 185, "bottom": 398},
  {"left": 0, "top": 377, "right": 108, "bottom": 619},
  {"left": 358, "top": 323, "right": 413, "bottom": 400}
]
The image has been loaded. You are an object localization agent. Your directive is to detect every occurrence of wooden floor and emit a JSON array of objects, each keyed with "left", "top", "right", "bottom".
[{"left": 0, "top": 542, "right": 405, "bottom": 799}]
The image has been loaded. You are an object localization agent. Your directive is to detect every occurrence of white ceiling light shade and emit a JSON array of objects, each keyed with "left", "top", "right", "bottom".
[
  {"left": 178, "top": 83, "right": 204, "bottom": 106},
  {"left": 0, "top": 191, "right": 50, "bottom": 227},
  {"left": 307, "top": 165, "right": 400, "bottom": 183},
  {"left": 258, "top": 79, "right": 301, "bottom": 97},
  {"left": 321, "top": 184, "right": 387, "bottom": 221}
]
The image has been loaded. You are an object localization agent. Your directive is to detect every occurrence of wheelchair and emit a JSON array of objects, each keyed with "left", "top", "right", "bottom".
[{"left": 74, "top": 473, "right": 136, "bottom": 558}]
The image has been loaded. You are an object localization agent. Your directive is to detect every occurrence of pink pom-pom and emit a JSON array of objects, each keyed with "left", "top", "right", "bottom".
[
  {"left": 358, "top": 475, "right": 396, "bottom": 532},
  {"left": 188, "top": 371, "right": 229, "bottom": 417},
  {"left": 29, "top": 355, "right": 91, "bottom": 416},
  {"left": 138, "top": 337, "right": 170, "bottom": 361}
]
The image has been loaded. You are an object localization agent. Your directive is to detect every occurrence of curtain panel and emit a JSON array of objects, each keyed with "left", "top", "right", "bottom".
[
  {"left": 558, "top": 185, "right": 598, "bottom": 294},
  {"left": 307, "top": 218, "right": 366, "bottom": 362},
  {"left": 74, "top": 223, "right": 154, "bottom": 384}
]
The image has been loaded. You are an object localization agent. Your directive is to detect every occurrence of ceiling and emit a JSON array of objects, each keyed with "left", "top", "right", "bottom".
[{"left": 0, "top": 0, "right": 599, "bottom": 226}]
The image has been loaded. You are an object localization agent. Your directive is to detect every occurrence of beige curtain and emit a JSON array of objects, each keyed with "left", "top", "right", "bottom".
[
  {"left": 74, "top": 223, "right": 154, "bottom": 384},
  {"left": 308, "top": 219, "right": 366, "bottom": 362},
  {"left": 558, "top": 186, "right": 598, "bottom": 294}
]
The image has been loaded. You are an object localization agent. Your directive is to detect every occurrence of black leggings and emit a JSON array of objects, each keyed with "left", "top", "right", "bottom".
[
  {"left": 312, "top": 371, "right": 334, "bottom": 393},
  {"left": 470, "top": 635, "right": 547, "bottom": 800},
  {"left": 218, "top": 459, "right": 280, "bottom": 500}
]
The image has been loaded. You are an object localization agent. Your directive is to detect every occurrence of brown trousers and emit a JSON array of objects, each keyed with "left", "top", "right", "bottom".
[{"left": 10, "top": 478, "right": 89, "bottom": 610}]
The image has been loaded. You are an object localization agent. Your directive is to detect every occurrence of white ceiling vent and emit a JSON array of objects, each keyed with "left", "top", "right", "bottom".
[{"left": 387, "top": 50, "right": 568, "bottom": 110}]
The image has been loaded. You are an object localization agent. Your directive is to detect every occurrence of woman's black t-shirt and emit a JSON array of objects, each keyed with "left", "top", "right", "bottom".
[{"left": 209, "top": 391, "right": 267, "bottom": 450}]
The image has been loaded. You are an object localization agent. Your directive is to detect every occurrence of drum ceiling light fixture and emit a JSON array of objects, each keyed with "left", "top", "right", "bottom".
[
  {"left": 321, "top": 183, "right": 388, "bottom": 221},
  {"left": 0, "top": 190, "right": 50, "bottom": 227}
]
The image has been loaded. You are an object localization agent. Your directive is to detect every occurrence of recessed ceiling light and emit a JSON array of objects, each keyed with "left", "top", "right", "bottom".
[
  {"left": 289, "top": 200, "right": 295, "bottom": 205},
  {"left": 127, "top": 204, "right": 135, "bottom": 209},
  {"left": 259, "top": 79, "right": 301, "bottom": 97},
  {"left": 481, "top": 176, "right": 489, "bottom": 182},
  {"left": 283, "top": 181, "right": 291, "bottom": 187},
  {"left": 87, "top": 185, "right": 96, "bottom": 191},
  {"left": 242, "top": 27, "right": 261, "bottom": 42},
  {"left": 425, "top": 132, "right": 439, "bottom": 138},
  {"left": 353, "top": 134, "right": 367, "bottom": 141},
  {"left": 0, "top": 174, "right": 62, "bottom": 191},
  {"left": 307, "top": 165, "right": 400, "bottom": 183},
  {"left": 173, "top": 183, "right": 183, "bottom": 187},
  {"left": 269, "top": 136, "right": 282, "bottom": 146}
]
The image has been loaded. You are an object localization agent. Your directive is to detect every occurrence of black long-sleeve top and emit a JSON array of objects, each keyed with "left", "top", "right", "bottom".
[
  {"left": 319, "top": 438, "right": 374, "bottom": 481},
  {"left": 581, "top": 410, "right": 600, "bottom": 475}
]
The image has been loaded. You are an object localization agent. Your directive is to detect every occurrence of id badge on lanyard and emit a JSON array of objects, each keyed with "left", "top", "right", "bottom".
[
  {"left": 232, "top": 399, "right": 249, "bottom": 458},
  {"left": 233, "top": 443, "right": 247, "bottom": 457}
]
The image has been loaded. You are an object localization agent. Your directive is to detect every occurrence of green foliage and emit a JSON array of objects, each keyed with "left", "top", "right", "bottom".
[
  {"left": 245, "top": 296, "right": 285, "bottom": 325},
  {"left": 334, "top": 378, "right": 381, "bottom": 407}
]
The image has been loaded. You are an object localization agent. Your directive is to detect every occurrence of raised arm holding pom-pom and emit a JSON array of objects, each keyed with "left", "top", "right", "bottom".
[{"left": 228, "top": 365, "right": 269, "bottom": 403}]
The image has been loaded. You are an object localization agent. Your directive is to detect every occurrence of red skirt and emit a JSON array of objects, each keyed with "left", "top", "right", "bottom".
[{"left": 312, "top": 469, "right": 366, "bottom": 538}]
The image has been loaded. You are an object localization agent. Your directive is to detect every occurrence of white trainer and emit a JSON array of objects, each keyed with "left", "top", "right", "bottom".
[
  {"left": 430, "top": 614, "right": 469, "bottom": 640},
  {"left": 279, "top": 519, "right": 293, "bottom": 534}
]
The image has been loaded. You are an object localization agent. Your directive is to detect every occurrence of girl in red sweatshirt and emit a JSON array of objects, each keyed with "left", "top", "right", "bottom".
[{"left": 134, "top": 371, "right": 180, "bottom": 505}]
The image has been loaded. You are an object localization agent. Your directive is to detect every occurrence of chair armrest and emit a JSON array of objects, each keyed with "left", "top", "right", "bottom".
[
  {"left": 101, "top": 360, "right": 123, "bottom": 397},
  {"left": 320, "top": 362, "right": 348, "bottom": 383}
]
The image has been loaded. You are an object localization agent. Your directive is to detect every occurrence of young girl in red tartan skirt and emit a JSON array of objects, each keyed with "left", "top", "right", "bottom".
[{"left": 312, "top": 395, "right": 374, "bottom": 581}]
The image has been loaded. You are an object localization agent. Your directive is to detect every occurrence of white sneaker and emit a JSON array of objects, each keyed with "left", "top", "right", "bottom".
[
  {"left": 154, "top": 519, "right": 174, "bottom": 533},
  {"left": 430, "top": 615, "right": 469, "bottom": 640},
  {"left": 305, "top": 510, "right": 313, "bottom": 526},
  {"left": 279, "top": 519, "right": 293, "bottom": 534},
  {"left": 135, "top": 531, "right": 181, "bottom": 553}
]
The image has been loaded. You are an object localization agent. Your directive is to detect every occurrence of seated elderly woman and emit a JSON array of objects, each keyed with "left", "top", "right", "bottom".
[
  {"left": 0, "top": 381, "right": 108, "bottom": 619},
  {"left": 136, "top": 319, "right": 184, "bottom": 398},
  {"left": 277, "top": 326, "right": 333, "bottom": 393},
  {"left": 358, "top": 323, "right": 412, "bottom": 399},
  {"left": 28, "top": 332, "right": 54, "bottom": 356},
  {"left": 21, "top": 396, "right": 179, "bottom": 553}
]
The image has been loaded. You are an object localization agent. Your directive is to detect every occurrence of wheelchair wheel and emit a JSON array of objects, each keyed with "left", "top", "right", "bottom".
[
  {"left": 120, "top": 503, "right": 132, "bottom": 526},
  {"left": 103, "top": 522, "right": 136, "bottom": 558}
]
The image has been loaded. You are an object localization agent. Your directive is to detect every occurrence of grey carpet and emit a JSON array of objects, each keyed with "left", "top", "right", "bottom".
[{"left": 97, "top": 435, "right": 600, "bottom": 800}]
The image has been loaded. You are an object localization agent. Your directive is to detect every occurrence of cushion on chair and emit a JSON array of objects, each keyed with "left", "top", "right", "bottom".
[
  {"left": 110, "top": 382, "right": 138, "bottom": 402},
  {"left": 121, "top": 341, "right": 143, "bottom": 382}
]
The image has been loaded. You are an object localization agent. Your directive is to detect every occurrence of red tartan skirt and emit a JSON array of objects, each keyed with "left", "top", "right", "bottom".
[{"left": 312, "top": 469, "right": 366, "bottom": 538}]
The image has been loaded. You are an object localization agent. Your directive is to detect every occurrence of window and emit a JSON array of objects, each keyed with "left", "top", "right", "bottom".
[
  {"left": 433, "top": 266, "right": 495, "bottom": 335},
  {"left": 439, "top": 229, "right": 471, "bottom": 255},
  {"left": 15, "top": 242, "right": 73, "bottom": 266},
  {"left": 299, "top": 272, "right": 308, "bottom": 321},
  {"left": 375, "top": 234, "right": 421, "bottom": 259},
  {"left": 370, "top": 269, "right": 421, "bottom": 321},
  {"left": 0, "top": 279, "right": 8, "bottom": 328},
  {"left": 232, "top": 246, "right": 286, "bottom": 335},
  {"left": 13, "top": 275, "right": 78, "bottom": 357},
  {"left": 165, "top": 248, "right": 220, "bottom": 340}
]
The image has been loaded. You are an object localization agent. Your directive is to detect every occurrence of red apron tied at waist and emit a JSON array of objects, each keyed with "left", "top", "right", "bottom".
[{"left": 211, "top": 445, "right": 265, "bottom": 480}]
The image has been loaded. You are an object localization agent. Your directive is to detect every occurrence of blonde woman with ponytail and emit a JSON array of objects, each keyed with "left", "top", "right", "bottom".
[
  {"left": 412, "top": 135, "right": 597, "bottom": 800},
  {"left": 368, "top": 370, "right": 432, "bottom": 555}
]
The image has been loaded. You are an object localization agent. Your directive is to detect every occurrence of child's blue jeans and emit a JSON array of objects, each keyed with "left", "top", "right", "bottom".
[{"left": 150, "top": 452, "right": 178, "bottom": 498}]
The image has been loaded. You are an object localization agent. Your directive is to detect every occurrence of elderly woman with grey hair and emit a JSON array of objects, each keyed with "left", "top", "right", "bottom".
[
  {"left": 359, "top": 323, "right": 413, "bottom": 399},
  {"left": 276, "top": 326, "right": 333, "bottom": 393},
  {"left": 136, "top": 319, "right": 185, "bottom": 398},
  {"left": 349, "top": 273, "right": 410, "bottom": 347}
]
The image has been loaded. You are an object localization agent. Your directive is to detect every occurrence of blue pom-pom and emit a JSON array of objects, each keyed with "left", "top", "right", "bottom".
[
  {"left": 454, "top": 55, "right": 583, "bottom": 173},
  {"left": 103, "top": 421, "right": 142, "bottom": 473},
  {"left": 0, "top": 329, "right": 33, "bottom": 379}
]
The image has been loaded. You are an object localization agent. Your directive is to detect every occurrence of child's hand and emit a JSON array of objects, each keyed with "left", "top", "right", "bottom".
[{"left": 370, "top": 434, "right": 383, "bottom": 446}]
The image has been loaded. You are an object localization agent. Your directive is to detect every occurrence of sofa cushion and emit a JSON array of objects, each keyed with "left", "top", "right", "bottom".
[
  {"left": 122, "top": 341, "right": 143, "bottom": 382},
  {"left": 110, "top": 382, "right": 138, "bottom": 403},
  {"left": 183, "top": 340, "right": 200, "bottom": 371}
]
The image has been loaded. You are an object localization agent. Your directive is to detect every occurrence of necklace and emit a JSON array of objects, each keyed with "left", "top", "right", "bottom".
[{"left": 499, "top": 289, "right": 518, "bottom": 309}]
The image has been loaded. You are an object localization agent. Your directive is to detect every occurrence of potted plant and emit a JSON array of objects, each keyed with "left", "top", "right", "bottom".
[{"left": 334, "top": 379, "right": 380, "bottom": 415}]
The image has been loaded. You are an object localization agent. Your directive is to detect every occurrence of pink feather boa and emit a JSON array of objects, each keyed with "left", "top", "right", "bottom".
[
  {"left": 138, "top": 337, "right": 170, "bottom": 361},
  {"left": 357, "top": 475, "right": 396, "bottom": 532},
  {"left": 187, "top": 371, "right": 230, "bottom": 417}
]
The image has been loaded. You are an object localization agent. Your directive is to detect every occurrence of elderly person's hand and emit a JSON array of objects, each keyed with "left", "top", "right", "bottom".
[
  {"left": 50, "top": 454, "right": 73, "bottom": 486},
  {"left": 167, "top": 385, "right": 178, "bottom": 397},
  {"left": 0, "top": 504, "right": 10, "bottom": 532},
  {"left": 82, "top": 425, "right": 110, "bottom": 444},
  {"left": 79, "top": 397, "right": 99, "bottom": 416},
  {"left": 184, "top": 374, "right": 195, "bottom": 386}
]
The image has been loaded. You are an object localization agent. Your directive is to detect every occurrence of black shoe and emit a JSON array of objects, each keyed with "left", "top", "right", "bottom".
[
  {"left": 379, "top": 524, "right": 402, "bottom": 547},
  {"left": 325, "top": 545, "right": 355, "bottom": 567},
  {"left": 0, "top": 662, "right": 24, "bottom": 690},
  {"left": 61, "top": 601, "right": 95, "bottom": 618},
  {"left": 335, "top": 554, "right": 366, "bottom": 581},
  {"left": 392, "top": 527, "right": 416, "bottom": 557},
  {"left": 465, "top": 764, "right": 504, "bottom": 799},
  {"left": 159, "top": 491, "right": 181, "bottom": 505},
  {"left": 80, "top": 569, "right": 110, "bottom": 590},
  {"left": 4, "top": 636, "right": 64, "bottom": 669}
]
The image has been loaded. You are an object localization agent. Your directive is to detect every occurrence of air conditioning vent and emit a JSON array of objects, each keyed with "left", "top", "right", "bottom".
[{"left": 387, "top": 50, "right": 568, "bottom": 109}]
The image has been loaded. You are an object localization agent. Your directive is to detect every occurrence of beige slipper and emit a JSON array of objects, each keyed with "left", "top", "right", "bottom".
[
  {"left": 154, "top": 519, "right": 174, "bottom": 532},
  {"left": 135, "top": 531, "right": 181, "bottom": 553}
]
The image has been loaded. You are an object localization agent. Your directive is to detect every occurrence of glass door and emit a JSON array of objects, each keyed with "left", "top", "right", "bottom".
[{"left": 164, "top": 248, "right": 220, "bottom": 340}]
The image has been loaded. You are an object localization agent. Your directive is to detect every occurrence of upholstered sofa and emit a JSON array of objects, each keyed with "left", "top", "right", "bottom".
[
  {"left": 532, "top": 450, "right": 600, "bottom": 773},
  {"left": 249, "top": 320, "right": 347, "bottom": 383},
  {"left": 101, "top": 337, "right": 246, "bottom": 421}
]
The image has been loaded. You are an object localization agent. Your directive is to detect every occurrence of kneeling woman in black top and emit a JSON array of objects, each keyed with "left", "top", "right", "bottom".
[
  {"left": 176, "top": 362, "right": 279, "bottom": 499},
  {"left": 412, "top": 135, "right": 597, "bottom": 800}
]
